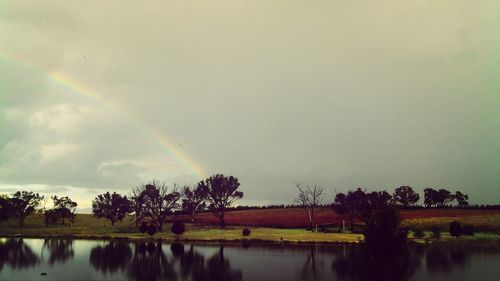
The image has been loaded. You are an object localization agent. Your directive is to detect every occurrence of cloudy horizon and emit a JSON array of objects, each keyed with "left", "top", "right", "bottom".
[{"left": 1, "top": 0, "right": 498, "bottom": 212}]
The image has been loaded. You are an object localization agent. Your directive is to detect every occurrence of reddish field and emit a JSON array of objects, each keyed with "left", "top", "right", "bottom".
[{"left": 184, "top": 208, "right": 500, "bottom": 228}]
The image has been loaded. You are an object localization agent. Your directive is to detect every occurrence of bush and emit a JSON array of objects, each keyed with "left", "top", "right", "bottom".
[
  {"left": 462, "top": 224, "right": 475, "bottom": 236},
  {"left": 242, "top": 228, "right": 251, "bottom": 236},
  {"left": 430, "top": 225, "right": 441, "bottom": 239},
  {"left": 449, "top": 221, "right": 462, "bottom": 238},
  {"left": 171, "top": 222, "right": 186, "bottom": 235},
  {"left": 413, "top": 228, "right": 425, "bottom": 239},
  {"left": 147, "top": 224, "right": 158, "bottom": 236}
]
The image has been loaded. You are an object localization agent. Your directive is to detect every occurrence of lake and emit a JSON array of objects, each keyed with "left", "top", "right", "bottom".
[{"left": 1, "top": 238, "right": 499, "bottom": 281}]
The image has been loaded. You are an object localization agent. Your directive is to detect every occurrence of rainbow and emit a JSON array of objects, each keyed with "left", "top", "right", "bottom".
[{"left": 1, "top": 52, "right": 208, "bottom": 179}]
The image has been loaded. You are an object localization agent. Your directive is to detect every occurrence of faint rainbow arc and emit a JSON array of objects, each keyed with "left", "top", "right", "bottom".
[{"left": 1, "top": 54, "right": 208, "bottom": 179}]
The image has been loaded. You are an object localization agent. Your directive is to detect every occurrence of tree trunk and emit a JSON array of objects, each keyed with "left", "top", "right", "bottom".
[
  {"left": 19, "top": 216, "right": 25, "bottom": 228},
  {"left": 219, "top": 212, "right": 225, "bottom": 228}
]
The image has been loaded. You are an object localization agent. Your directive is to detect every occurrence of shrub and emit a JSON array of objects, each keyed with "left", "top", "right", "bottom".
[
  {"left": 171, "top": 222, "right": 186, "bottom": 235},
  {"left": 413, "top": 228, "right": 425, "bottom": 239},
  {"left": 147, "top": 224, "right": 158, "bottom": 236},
  {"left": 430, "top": 225, "right": 441, "bottom": 239},
  {"left": 462, "top": 224, "right": 475, "bottom": 236},
  {"left": 449, "top": 221, "right": 462, "bottom": 238},
  {"left": 242, "top": 228, "right": 251, "bottom": 236}
]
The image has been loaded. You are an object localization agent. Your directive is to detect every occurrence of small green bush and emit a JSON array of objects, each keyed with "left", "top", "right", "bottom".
[
  {"left": 147, "top": 224, "right": 158, "bottom": 236},
  {"left": 242, "top": 228, "right": 251, "bottom": 236},
  {"left": 449, "top": 221, "right": 462, "bottom": 238},
  {"left": 171, "top": 222, "right": 186, "bottom": 235}
]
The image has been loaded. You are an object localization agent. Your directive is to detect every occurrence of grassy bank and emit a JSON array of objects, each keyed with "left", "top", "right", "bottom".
[{"left": 1, "top": 212, "right": 499, "bottom": 244}]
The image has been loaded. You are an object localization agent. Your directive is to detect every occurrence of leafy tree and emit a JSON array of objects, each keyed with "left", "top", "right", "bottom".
[
  {"left": 393, "top": 186, "right": 420, "bottom": 207},
  {"left": 181, "top": 185, "right": 208, "bottom": 222},
  {"left": 424, "top": 188, "right": 454, "bottom": 207},
  {"left": 92, "top": 192, "right": 132, "bottom": 226},
  {"left": 331, "top": 188, "right": 367, "bottom": 231},
  {"left": 294, "top": 182, "right": 324, "bottom": 231},
  {"left": 363, "top": 206, "right": 408, "bottom": 253},
  {"left": 44, "top": 196, "right": 78, "bottom": 226},
  {"left": 454, "top": 191, "right": 469, "bottom": 207},
  {"left": 0, "top": 195, "right": 14, "bottom": 221},
  {"left": 449, "top": 221, "right": 462, "bottom": 238},
  {"left": 423, "top": 188, "right": 438, "bottom": 207},
  {"left": 10, "top": 191, "right": 44, "bottom": 227},
  {"left": 137, "top": 181, "right": 181, "bottom": 231},
  {"left": 198, "top": 174, "right": 243, "bottom": 227}
]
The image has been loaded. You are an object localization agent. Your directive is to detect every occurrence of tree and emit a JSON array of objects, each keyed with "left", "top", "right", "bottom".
[
  {"left": 393, "top": 186, "right": 420, "bottom": 207},
  {"left": 331, "top": 188, "right": 367, "bottom": 231},
  {"left": 423, "top": 188, "right": 438, "bottom": 207},
  {"left": 435, "top": 189, "right": 453, "bottom": 207},
  {"left": 181, "top": 185, "right": 208, "bottom": 222},
  {"left": 10, "top": 191, "right": 44, "bottom": 227},
  {"left": 454, "top": 191, "right": 469, "bottom": 207},
  {"left": 295, "top": 182, "right": 324, "bottom": 231},
  {"left": 92, "top": 192, "right": 132, "bottom": 226},
  {"left": 171, "top": 222, "right": 186, "bottom": 239},
  {"left": 198, "top": 174, "right": 243, "bottom": 227},
  {"left": 363, "top": 206, "right": 408, "bottom": 253},
  {"left": 44, "top": 196, "right": 78, "bottom": 226},
  {"left": 0, "top": 195, "right": 13, "bottom": 221},
  {"left": 137, "top": 181, "right": 181, "bottom": 231}
]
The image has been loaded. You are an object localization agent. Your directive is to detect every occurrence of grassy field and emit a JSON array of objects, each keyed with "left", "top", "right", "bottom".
[{"left": 0, "top": 208, "right": 499, "bottom": 244}]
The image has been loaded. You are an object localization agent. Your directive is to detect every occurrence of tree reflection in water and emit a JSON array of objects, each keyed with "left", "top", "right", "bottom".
[
  {"left": 43, "top": 239, "right": 74, "bottom": 265},
  {"left": 300, "top": 246, "right": 320, "bottom": 281},
  {"left": 89, "top": 241, "right": 132, "bottom": 274},
  {"left": 170, "top": 243, "right": 242, "bottom": 281},
  {"left": 0, "top": 238, "right": 39, "bottom": 270},
  {"left": 426, "top": 246, "right": 470, "bottom": 273},
  {"left": 331, "top": 244, "right": 421, "bottom": 281},
  {"left": 127, "top": 242, "right": 177, "bottom": 281}
]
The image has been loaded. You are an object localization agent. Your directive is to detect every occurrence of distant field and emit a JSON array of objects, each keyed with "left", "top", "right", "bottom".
[
  {"left": 1, "top": 208, "right": 499, "bottom": 238},
  {"left": 183, "top": 208, "right": 500, "bottom": 231}
]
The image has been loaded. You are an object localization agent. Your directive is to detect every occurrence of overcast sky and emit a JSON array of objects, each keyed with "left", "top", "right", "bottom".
[{"left": 1, "top": 0, "right": 498, "bottom": 212}]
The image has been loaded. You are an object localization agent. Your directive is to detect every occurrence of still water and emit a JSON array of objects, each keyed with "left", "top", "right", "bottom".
[{"left": 0, "top": 238, "right": 499, "bottom": 281}]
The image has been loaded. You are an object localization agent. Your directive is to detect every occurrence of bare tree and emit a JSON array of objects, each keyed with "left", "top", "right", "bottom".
[{"left": 295, "top": 182, "right": 324, "bottom": 231}]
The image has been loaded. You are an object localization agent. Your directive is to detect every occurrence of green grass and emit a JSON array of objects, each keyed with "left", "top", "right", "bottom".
[
  {"left": 1, "top": 213, "right": 499, "bottom": 245},
  {"left": 0, "top": 214, "right": 363, "bottom": 243}
]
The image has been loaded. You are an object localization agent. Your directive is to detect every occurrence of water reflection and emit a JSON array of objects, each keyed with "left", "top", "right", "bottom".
[
  {"left": 89, "top": 241, "right": 132, "bottom": 273},
  {"left": 331, "top": 244, "right": 421, "bottom": 281},
  {"left": 426, "top": 246, "right": 470, "bottom": 273},
  {"left": 127, "top": 242, "right": 177, "bottom": 281},
  {"left": 0, "top": 238, "right": 39, "bottom": 270},
  {"left": 43, "top": 239, "right": 74, "bottom": 265}
]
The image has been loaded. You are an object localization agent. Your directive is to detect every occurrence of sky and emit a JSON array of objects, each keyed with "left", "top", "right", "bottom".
[{"left": 0, "top": 0, "right": 498, "bottom": 212}]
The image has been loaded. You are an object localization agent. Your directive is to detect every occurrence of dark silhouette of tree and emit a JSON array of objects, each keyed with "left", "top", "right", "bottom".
[
  {"left": 0, "top": 195, "right": 13, "bottom": 221},
  {"left": 331, "top": 188, "right": 367, "bottom": 231},
  {"left": 44, "top": 196, "right": 78, "bottom": 226},
  {"left": 363, "top": 206, "right": 408, "bottom": 253},
  {"left": 295, "top": 182, "right": 324, "bottom": 231},
  {"left": 454, "top": 191, "right": 469, "bottom": 207},
  {"left": 360, "top": 191, "right": 393, "bottom": 223},
  {"left": 0, "top": 238, "right": 39, "bottom": 270},
  {"left": 89, "top": 241, "right": 132, "bottom": 273},
  {"left": 92, "top": 192, "right": 132, "bottom": 226},
  {"left": 43, "top": 239, "right": 74, "bottom": 265},
  {"left": 424, "top": 188, "right": 454, "bottom": 207},
  {"left": 176, "top": 245, "right": 206, "bottom": 281},
  {"left": 10, "top": 191, "right": 44, "bottom": 227},
  {"left": 449, "top": 221, "right": 462, "bottom": 238},
  {"left": 332, "top": 244, "right": 420, "bottom": 281},
  {"left": 136, "top": 181, "right": 180, "bottom": 231},
  {"left": 198, "top": 174, "right": 243, "bottom": 227},
  {"left": 181, "top": 185, "right": 208, "bottom": 222},
  {"left": 204, "top": 246, "right": 242, "bottom": 281},
  {"left": 127, "top": 242, "right": 177, "bottom": 281},
  {"left": 131, "top": 185, "right": 146, "bottom": 227},
  {"left": 393, "top": 186, "right": 420, "bottom": 207}
]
